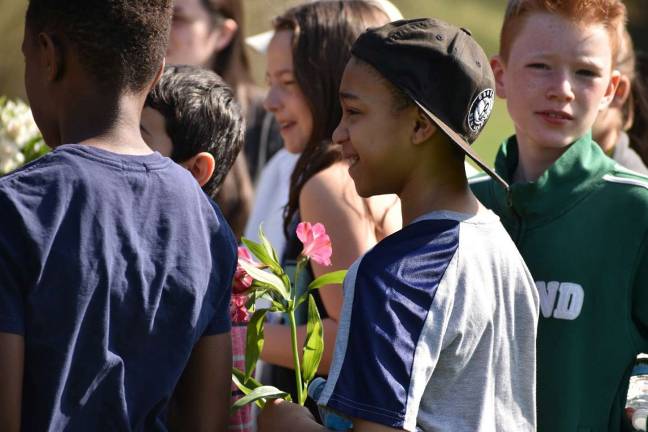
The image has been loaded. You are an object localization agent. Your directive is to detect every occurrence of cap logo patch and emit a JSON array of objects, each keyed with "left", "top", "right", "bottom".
[{"left": 468, "top": 88, "right": 494, "bottom": 133}]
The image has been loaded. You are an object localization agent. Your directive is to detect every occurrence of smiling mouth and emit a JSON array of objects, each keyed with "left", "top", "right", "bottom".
[
  {"left": 279, "top": 121, "right": 295, "bottom": 131},
  {"left": 536, "top": 110, "right": 574, "bottom": 121}
]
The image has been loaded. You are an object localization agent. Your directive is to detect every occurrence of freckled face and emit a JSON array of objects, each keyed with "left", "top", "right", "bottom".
[
  {"left": 496, "top": 13, "right": 618, "bottom": 153},
  {"left": 263, "top": 30, "right": 313, "bottom": 154}
]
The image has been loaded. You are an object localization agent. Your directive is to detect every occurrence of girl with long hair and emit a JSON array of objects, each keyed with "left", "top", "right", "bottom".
[
  {"left": 260, "top": 0, "right": 401, "bottom": 408},
  {"left": 165, "top": 0, "right": 283, "bottom": 238}
]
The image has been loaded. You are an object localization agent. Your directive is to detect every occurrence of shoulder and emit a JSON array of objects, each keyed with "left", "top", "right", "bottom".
[
  {"left": 600, "top": 165, "right": 648, "bottom": 213},
  {"left": 356, "top": 219, "right": 461, "bottom": 288},
  {"left": 602, "top": 165, "right": 648, "bottom": 191},
  {"left": 300, "top": 162, "right": 362, "bottom": 213}
]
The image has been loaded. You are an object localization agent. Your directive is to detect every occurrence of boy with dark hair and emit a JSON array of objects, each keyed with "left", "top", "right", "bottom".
[
  {"left": 0, "top": 1, "right": 236, "bottom": 430},
  {"left": 141, "top": 63, "right": 250, "bottom": 430},
  {"left": 141, "top": 64, "right": 245, "bottom": 197},
  {"left": 471, "top": 0, "right": 648, "bottom": 430},
  {"left": 259, "top": 18, "right": 539, "bottom": 432}
]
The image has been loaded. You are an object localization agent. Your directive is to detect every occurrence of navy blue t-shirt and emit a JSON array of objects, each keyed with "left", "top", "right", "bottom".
[{"left": 0, "top": 144, "right": 236, "bottom": 431}]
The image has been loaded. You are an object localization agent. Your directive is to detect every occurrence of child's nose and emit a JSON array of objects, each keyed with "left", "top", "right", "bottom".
[
  {"left": 547, "top": 71, "right": 575, "bottom": 102},
  {"left": 263, "top": 87, "right": 281, "bottom": 113},
  {"left": 332, "top": 120, "right": 348, "bottom": 145}
]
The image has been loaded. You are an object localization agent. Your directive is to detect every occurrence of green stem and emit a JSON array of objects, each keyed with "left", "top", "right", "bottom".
[{"left": 288, "top": 309, "right": 304, "bottom": 405}]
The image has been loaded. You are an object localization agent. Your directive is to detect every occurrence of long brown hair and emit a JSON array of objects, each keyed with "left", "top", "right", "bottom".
[
  {"left": 199, "top": 0, "right": 254, "bottom": 240},
  {"left": 200, "top": 0, "right": 253, "bottom": 111},
  {"left": 275, "top": 1, "right": 389, "bottom": 234}
]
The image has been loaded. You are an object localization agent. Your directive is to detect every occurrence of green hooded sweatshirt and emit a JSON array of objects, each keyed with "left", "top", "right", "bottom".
[{"left": 471, "top": 132, "right": 648, "bottom": 432}]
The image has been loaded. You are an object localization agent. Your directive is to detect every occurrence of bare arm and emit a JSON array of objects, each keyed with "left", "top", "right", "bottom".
[
  {"left": 168, "top": 333, "right": 232, "bottom": 432},
  {"left": 261, "top": 164, "right": 374, "bottom": 373},
  {"left": 257, "top": 400, "right": 404, "bottom": 432},
  {"left": 0, "top": 332, "right": 24, "bottom": 432}
]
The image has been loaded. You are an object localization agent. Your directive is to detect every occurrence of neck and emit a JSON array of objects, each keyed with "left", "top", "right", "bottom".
[
  {"left": 399, "top": 157, "right": 480, "bottom": 226},
  {"left": 56, "top": 89, "right": 152, "bottom": 155},
  {"left": 594, "top": 127, "right": 620, "bottom": 156},
  {"left": 513, "top": 137, "right": 570, "bottom": 183}
]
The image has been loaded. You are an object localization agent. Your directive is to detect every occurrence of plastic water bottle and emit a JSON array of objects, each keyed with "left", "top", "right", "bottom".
[
  {"left": 627, "top": 355, "right": 648, "bottom": 431},
  {"left": 307, "top": 377, "right": 353, "bottom": 431}
]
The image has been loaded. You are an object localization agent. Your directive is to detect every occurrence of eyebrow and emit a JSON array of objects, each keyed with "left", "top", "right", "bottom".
[{"left": 339, "top": 91, "right": 360, "bottom": 101}]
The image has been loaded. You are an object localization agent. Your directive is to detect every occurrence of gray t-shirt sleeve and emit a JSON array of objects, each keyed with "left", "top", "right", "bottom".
[{"left": 320, "top": 219, "right": 462, "bottom": 431}]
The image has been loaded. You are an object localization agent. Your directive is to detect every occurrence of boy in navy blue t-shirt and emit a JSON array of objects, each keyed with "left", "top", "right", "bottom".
[{"left": 0, "top": 1, "right": 239, "bottom": 430}]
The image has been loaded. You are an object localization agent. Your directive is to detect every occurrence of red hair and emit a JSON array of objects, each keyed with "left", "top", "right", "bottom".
[{"left": 499, "top": 0, "right": 627, "bottom": 62}]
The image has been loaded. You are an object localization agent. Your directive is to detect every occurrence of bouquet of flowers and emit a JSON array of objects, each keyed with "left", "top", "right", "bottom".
[
  {"left": 231, "top": 222, "right": 346, "bottom": 410},
  {"left": 0, "top": 97, "right": 48, "bottom": 175}
]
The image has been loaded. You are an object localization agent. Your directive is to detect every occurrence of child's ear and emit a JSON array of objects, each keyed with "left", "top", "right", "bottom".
[
  {"left": 182, "top": 152, "right": 216, "bottom": 188},
  {"left": 411, "top": 108, "right": 437, "bottom": 145},
  {"left": 490, "top": 55, "right": 507, "bottom": 99},
  {"left": 606, "top": 72, "right": 629, "bottom": 110},
  {"left": 213, "top": 19, "right": 238, "bottom": 54},
  {"left": 39, "top": 32, "right": 63, "bottom": 82},
  {"left": 149, "top": 58, "right": 165, "bottom": 92},
  {"left": 599, "top": 70, "right": 622, "bottom": 110}
]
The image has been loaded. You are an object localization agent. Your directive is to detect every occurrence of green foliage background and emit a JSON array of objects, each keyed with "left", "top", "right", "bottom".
[{"left": 1, "top": 0, "right": 645, "bottom": 163}]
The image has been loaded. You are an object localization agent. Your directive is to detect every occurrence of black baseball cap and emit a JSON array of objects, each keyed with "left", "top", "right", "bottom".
[{"left": 351, "top": 18, "right": 509, "bottom": 190}]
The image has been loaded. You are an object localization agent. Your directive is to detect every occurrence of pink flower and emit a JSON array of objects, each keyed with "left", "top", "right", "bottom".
[
  {"left": 233, "top": 247, "right": 254, "bottom": 294},
  {"left": 296, "top": 222, "right": 332, "bottom": 267},
  {"left": 230, "top": 294, "right": 249, "bottom": 323}
]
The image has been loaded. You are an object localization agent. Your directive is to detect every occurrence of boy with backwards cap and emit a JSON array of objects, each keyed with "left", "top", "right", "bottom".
[
  {"left": 471, "top": 1, "right": 648, "bottom": 430},
  {"left": 259, "top": 18, "right": 538, "bottom": 432}
]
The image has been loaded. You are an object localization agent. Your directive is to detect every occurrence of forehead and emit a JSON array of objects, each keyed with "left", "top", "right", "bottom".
[
  {"left": 510, "top": 12, "right": 612, "bottom": 61},
  {"left": 174, "top": 0, "right": 206, "bottom": 12},
  {"left": 266, "top": 30, "right": 294, "bottom": 72},
  {"left": 340, "top": 58, "right": 394, "bottom": 104}
]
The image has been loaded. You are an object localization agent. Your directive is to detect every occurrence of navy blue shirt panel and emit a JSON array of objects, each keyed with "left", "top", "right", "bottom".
[
  {"left": 0, "top": 145, "right": 236, "bottom": 431},
  {"left": 328, "top": 219, "right": 460, "bottom": 427}
]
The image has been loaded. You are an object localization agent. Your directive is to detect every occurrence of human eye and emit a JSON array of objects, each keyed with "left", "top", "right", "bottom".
[
  {"left": 344, "top": 107, "right": 360, "bottom": 116},
  {"left": 280, "top": 78, "right": 297, "bottom": 87},
  {"left": 576, "top": 68, "right": 600, "bottom": 78},
  {"left": 527, "top": 62, "right": 549, "bottom": 70}
]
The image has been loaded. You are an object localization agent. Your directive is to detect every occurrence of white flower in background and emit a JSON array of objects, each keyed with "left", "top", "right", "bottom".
[{"left": 0, "top": 97, "right": 47, "bottom": 175}]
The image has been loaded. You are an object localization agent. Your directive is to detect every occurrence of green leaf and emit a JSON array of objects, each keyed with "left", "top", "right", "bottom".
[
  {"left": 296, "top": 292, "right": 309, "bottom": 309},
  {"left": 245, "top": 309, "right": 268, "bottom": 382},
  {"left": 258, "top": 225, "right": 281, "bottom": 268},
  {"left": 232, "top": 367, "right": 264, "bottom": 392},
  {"left": 301, "top": 294, "right": 324, "bottom": 387},
  {"left": 241, "top": 237, "right": 282, "bottom": 274},
  {"left": 307, "top": 270, "right": 347, "bottom": 291},
  {"left": 239, "top": 259, "right": 290, "bottom": 301},
  {"left": 230, "top": 385, "right": 289, "bottom": 413}
]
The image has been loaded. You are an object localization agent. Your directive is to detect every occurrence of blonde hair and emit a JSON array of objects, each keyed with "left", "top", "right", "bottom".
[{"left": 499, "top": 0, "right": 627, "bottom": 62}]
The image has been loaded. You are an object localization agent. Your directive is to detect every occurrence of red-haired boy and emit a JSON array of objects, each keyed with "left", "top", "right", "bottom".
[{"left": 471, "top": 1, "right": 648, "bottom": 430}]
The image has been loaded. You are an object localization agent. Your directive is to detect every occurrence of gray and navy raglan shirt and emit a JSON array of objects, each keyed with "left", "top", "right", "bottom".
[{"left": 319, "top": 210, "right": 539, "bottom": 432}]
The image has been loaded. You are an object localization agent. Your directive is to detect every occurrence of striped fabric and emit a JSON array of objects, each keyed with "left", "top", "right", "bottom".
[{"left": 229, "top": 323, "right": 253, "bottom": 431}]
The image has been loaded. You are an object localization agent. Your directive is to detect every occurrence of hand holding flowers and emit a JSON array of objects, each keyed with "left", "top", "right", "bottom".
[{"left": 231, "top": 222, "right": 345, "bottom": 411}]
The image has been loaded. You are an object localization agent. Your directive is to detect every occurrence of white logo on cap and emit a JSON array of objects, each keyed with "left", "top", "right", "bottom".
[{"left": 468, "top": 89, "right": 494, "bottom": 133}]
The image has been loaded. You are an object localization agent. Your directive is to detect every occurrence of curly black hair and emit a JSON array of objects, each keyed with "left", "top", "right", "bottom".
[
  {"left": 26, "top": 0, "right": 172, "bottom": 92},
  {"left": 145, "top": 65, "right": 245, "bottom": 196}
]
